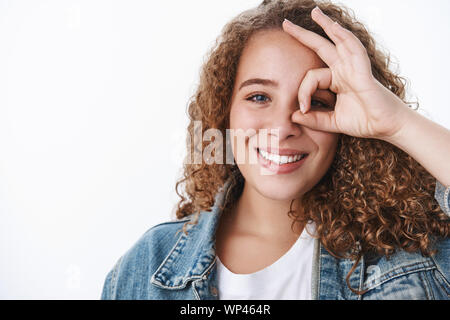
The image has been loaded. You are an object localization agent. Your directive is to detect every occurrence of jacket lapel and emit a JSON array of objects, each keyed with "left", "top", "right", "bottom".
[{"left": 150, "top": 178, "right": 233, "bottom": 298}]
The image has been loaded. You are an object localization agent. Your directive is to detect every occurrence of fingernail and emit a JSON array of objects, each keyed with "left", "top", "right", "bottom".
[
  {"left": 284, "top": 18, "right": 293, "bottom": 25},
  {"left": 300, "top": 102, "right": 306, "bottom": 114},
  {"left": 313, "top": 6, "right": 323, "bottom": 14}
]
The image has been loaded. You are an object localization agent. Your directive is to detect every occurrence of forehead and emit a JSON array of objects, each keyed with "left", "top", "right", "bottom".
[{"left": 236, "top": 29, "right": 325, "bottom": 85}]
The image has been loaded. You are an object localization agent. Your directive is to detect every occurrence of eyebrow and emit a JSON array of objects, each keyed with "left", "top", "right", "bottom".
[{"left": 238, "top": 78, "right": 279, "bottom": 91}]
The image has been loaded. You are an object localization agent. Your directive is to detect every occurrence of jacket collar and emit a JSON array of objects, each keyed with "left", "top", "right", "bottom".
[
  {"left": 150, "top": 177, "right": 233, "bottom": 289},
  {"left": 150, "top": 175, "right": 435, "bottom": 296}
]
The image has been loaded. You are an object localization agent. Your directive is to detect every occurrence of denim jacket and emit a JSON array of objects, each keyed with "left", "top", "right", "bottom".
[{"left": 101, "top": 178, "right": 450, "bottom": 300}]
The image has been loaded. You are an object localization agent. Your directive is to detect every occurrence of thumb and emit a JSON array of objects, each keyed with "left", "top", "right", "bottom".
[{"left": 291, "top": 110, "right": 339, "bottom": 133}]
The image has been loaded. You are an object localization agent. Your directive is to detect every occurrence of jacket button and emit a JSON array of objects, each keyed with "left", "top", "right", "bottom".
[{"left": 210, "top": 286, "right": 218, "bottom": 296}]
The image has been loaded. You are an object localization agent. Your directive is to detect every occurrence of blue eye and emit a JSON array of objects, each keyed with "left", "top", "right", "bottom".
[{"left": 247, "top": 94, "right": 270, "bottom": 104}]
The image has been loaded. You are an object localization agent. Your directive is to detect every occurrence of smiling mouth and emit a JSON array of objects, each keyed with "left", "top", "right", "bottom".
[{"left": 256, "top": 148, "right": 308, "bottom": 165}]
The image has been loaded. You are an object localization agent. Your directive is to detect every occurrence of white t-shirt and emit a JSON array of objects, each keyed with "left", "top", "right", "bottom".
[{"left": 216, "top": 221, "right": 316, "bottom": 300}]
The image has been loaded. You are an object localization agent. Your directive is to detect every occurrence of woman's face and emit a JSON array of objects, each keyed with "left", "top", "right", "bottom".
[{"left": 229, "top": 29, "right": 340, "bottom": 201}]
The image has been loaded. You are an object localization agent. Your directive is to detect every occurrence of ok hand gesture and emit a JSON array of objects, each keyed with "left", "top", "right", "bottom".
[{"left": 283, "top": 6, "right": 410, "bottom": 140}]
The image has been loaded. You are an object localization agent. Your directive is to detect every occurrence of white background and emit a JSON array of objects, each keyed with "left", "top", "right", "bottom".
[{"left": 1, "top": 0, "right": 449, "bottom": 299}]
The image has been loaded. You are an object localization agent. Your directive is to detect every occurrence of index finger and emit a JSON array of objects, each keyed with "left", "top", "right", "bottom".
[
  {"left": 311, "top": 6, "right": 367, "bottom": 56},
  {"left": 282, "top": 18, "right": 339, "bottom": 67}
]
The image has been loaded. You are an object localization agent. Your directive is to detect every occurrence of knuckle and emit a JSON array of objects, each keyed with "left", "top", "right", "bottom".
[{"left": 304, "top": 69, "right": 315, "bottom": 79}]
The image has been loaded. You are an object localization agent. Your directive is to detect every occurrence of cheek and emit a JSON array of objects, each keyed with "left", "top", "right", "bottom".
[
  {"left": 229, "top": 103, "right": 264, "bottom": 130},
  {"left": 229, "top": 103, "right": 264, "bottom": 161},
  {"left": 308, "top": 130, "right": 339, "bottom": 155}
]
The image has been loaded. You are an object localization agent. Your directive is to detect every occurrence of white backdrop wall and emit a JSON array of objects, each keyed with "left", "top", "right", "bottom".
[{"left": 0, "top": 0, "right": 449, "bottom": 299}]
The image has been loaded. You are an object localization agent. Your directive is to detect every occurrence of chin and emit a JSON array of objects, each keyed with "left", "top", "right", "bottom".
[{"left": 254, "top": 178, "right": 306, "bottom": 201}]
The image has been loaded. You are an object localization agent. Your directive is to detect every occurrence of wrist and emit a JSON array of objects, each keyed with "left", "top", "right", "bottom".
[{"left": 380, "top": 102, "right": 418, "bottom": 148}]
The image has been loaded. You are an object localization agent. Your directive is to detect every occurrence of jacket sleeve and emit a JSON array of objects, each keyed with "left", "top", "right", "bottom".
[
  {"left": 100, "top": 256, "right": 123, "bottom": 300},
  {"left": 434, "top": 179, "right": 450, "bottom": 217},
  {"left": 431, "top": 179, "right": 450, "bottom": 293}
]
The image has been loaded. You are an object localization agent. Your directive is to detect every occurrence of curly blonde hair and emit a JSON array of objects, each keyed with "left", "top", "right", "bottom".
[{"left": 174, "top": 0, "right": 450, "bottom": 293}]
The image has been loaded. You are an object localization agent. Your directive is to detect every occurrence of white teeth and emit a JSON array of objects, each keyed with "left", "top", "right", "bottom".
[
  {"left": 258, "top": 149, "right": 306, "bottom": 164},
  {"left": 273, "top": 154, "right": 280, "bottom": 163}
]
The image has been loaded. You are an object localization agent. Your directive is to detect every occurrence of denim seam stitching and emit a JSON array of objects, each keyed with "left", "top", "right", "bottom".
[
  {"left": 184, "top": 240, "right": 212, "bottom": 280},
  {"left": 151, "top": 230, "right": 209, "bottom": 290},
  {"left": 362, "top": 263, "right": 436, "bottom": 291},
  {"left": 429, "top": 254, "right": 450, "bottom": 290},
  {"left": 150, "top": 231, "right": 187, "bottom": 289},
  {"left": 311, "top": 239, "right": 321, "bottom": 300},
  {"left": 194, "top": 259, "right": 217, "bottom": 300},
  {"left": 152, "top": 218, "right": 192, "bottom": 228},
  {"left": 444, "top": 185, "right": 450, "bottom": 213},
  {"left": 358, "top": 254, "right": 365, "bottom": 300},
  {"left": 202, "top": 258, "right": 217, "bottom": 280},
  {"left": 192, "top": 279, "right": 201, "bottom": 300},
  {"left": 430, "top": 267, "right": 450, "bottom": 297},
  {"left": 420, "top": 270, "right": 434, "bottom": 300}
]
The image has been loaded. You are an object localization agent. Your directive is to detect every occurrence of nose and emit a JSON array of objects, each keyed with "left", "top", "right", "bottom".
[{"left": 267, "top": 98, "right": 303, "bottom": 141}]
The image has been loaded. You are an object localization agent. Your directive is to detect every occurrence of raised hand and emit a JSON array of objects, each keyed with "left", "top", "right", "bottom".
[{"left": 283, "top": 6, "right": 410, "bottom": 140}]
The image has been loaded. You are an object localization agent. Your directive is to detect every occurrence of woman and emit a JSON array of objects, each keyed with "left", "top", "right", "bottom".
[{"left": 101, "top": 0, "right": 450, "bottom": 300}]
